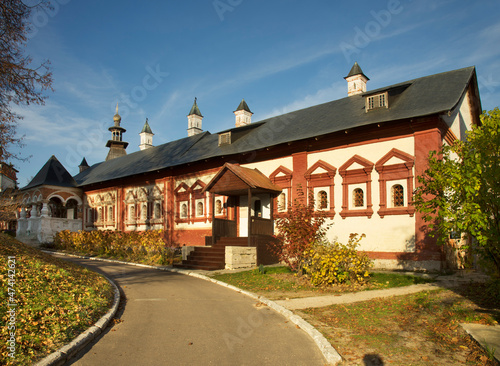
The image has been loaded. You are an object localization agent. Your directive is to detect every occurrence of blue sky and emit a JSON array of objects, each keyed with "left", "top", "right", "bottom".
[{"left": 12, "top": 0, "right": 500, "bottom": 186}]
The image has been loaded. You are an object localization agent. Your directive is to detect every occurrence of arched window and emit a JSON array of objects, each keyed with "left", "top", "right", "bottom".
[
  {"left": 98, "top": 207, "right": 103, "bottom": 222},
  {"left": 154, "top": 202, "right": 161, "bottom": 218},
  {"left": 215, "top": 199, "right": 223, "bottom": 215},
  {"left": 353, "top": 188, "right": 364, "bottom": 207},
  {"left": 392, "top": 184, "right": 405, "bottom": 207},
  {"left": 180, "top": 203, "right": 188, "bottom": 219},
  {"left": 129, "top": 205, "right": 135, "bottom": 221},
  {"left": 197, "top": 201, "right": 204, "bottom": 216},
  {"left": 278, "top": 193, "right": 286, "bottom": 212},
  {"left": 317, "top": 190, "right": 328, "bottom": 210},
  {"left": 142, "top": 204, "right": 148, "bottom": 220},
  {"left": 108, "top": 206, "right": 114, "bottom": 222},
  {"left": 49, "top": 197, "right": 65, "bottom": 218}
]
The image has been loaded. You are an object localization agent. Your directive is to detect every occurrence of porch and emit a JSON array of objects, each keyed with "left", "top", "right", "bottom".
[{"left": 179, "top": 163, "right": 282, "bottom": 270}]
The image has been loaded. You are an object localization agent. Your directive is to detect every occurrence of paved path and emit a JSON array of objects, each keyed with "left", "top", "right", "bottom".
[
  {"left": 55, "top": 255, "right": 327, "bottom": 366},
  {"left": 275, "top": 283, "right": 440, "bottom": 310}
]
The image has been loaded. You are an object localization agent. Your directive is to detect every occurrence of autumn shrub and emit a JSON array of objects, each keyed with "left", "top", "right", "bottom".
[
  {"left": 303, "top": 234, "right": 372, "bottom": 286},
  {"left": 272, "top": 188, "right": 331, "bottom": 272},
  {"left": 53, "top": 230, "right": 174, "bottom": 265}
]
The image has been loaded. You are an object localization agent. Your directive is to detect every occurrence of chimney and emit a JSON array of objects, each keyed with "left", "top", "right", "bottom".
[
  {"left": 344, "top": 62, "right": 369, "bottom": 96},
  {"left": 234, "top": 99, "right": 253, "bottom": 127},
  {"left": 187, "top": 98, "right": 203, "bottom": 136}
]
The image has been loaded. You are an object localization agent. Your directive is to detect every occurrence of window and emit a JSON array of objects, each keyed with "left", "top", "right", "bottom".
[
  {"left": 218, "top": 132, "right": 231, "bottom": 146},
  {"left": 98, "top": 207, "right": 103, "bottom": 222},
  {"left": 317, "top": 190, "right": 328, "bottom": 210},
  {"left": 366, "top": 92, "right": 388, "bottom": 111},
  {"left": 180, "top": 203, "right": 188, "bottom": 219},
  {"left": 391, "top": 184, "right": 404, "bottom": 207},
  {"left": 108, "top": 206, "right": 113, "bottom": 222},
  {"left": 353, "top": 188, "right": 364, "bottom": 207},
  {"left": 142, "top": 204, "right": 147, "bottom": 220},
  {"left": 339, "top": 155, "right": 374, "bottom": 219},
  {"left": 375, "top": 148, "right": 415, "bottom": 218},
  {"left": 278, "top": 193, "right": 286, "bottom": 212},
  {"left": 129, "top": 205, "right": 135, "bottom": 221},
  {"left": 253, "top": 199, "right": 262, "bottom": 218},
  {"left": 215, "top": 199, "right": 223, "bottom": 215},
  {"left": 197, "top": 201, "right": 204, "bottom": 216},
  {"left": 154, "top": 203, "right": 161, "bottom": 219}
]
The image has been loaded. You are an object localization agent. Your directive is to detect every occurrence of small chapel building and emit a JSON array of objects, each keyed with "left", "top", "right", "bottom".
[{"left": 17, "top": 63, "right": 482, "bottom": 271}]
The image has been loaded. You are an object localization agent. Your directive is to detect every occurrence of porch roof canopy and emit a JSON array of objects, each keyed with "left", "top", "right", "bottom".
[{"left": 203, "top": 163, "right": 282, "bottom": 196}]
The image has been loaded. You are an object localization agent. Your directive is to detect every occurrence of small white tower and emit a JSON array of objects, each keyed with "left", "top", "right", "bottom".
[
  {"left": 139, "top": 118, "right": 154, "bottom": 150},
  {"left": 344, "top": 62, "right": 369, "bottom": 96},
  {"left": 234, "top": 99, "right": 253, "bottom": 127},
  {"left": 187, "top": 98, "right": 203, "bottom": 137}
]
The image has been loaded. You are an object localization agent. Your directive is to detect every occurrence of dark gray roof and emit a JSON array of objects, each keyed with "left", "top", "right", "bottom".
[
  {"left": 345, "top": 62, "right": 369, "bottom": 80},
  {"left": 140, "top": 119, "right": 153, "bottom": 134},
  {"left": 235, "top": 99, "right": 252, "bottom": 113},
  {"left": 74, "top": 66, "right": 477, "bottom": 187},
  {"left": 188, "top": 98, "right": 203, "bottom": 117},
  {"left": 79, "top": 157, "right": 89, "bottom": 168},
  {"left": 23, "top": 155, "right": 77, "bottom": 190}
]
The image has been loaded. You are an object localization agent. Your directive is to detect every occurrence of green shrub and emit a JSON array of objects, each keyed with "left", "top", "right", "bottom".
[
  {"left": 302, "top": 234, "right": 372, "bottom": 286},
  {"left": 53, "top": 230, "right": 174, "bottom": 265}
]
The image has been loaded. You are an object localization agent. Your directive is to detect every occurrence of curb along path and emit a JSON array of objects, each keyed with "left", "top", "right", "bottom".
[
  {"left": 43, "top": 253, "right": 337, "bottom": 365},
  {"left": 34, "top": 264, "right": 121, "bottom": 366}
]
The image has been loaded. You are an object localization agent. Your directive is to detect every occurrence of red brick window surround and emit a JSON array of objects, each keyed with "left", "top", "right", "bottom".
[
  {"left": 190, "top": 180, "right": 207, "bottom": 223},
  {"left": 174, "top": 182, "right": 190, "bottom": 223},
  {"left": 270, "top": 166, "right": 292, "bottom": 215},
  {"left": 375, "top": 148, "right": 415, "bottom": 218},
  {"left": 339, "top": 155, "right": 374, "bottom": 219},
  {"left": 304, "top": 160, "right": 336, "bottom": 217}
]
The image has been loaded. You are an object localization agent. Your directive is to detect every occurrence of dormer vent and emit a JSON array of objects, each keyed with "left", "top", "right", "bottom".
[
  {"left": 366, "top": 92, "right": 388, "bottom": 111},
  {"left": 218, "top": 132, "right": 231, "bottom": 146}
]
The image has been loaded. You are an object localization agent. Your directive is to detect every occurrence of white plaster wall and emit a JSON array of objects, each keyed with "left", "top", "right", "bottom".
[
  {"left": 306, "top": 137, "right": 415, "bottom": 253},
  {"left": 242, "top": 156, "right": 293, "bottom": 177},
  {"left": 441, "top": 89, "right": 474, "bottom": 141}
]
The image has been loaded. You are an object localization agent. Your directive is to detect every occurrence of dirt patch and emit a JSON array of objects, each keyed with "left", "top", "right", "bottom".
[{"left": 298, "top": 289, "right": 499, "bottom": 365}]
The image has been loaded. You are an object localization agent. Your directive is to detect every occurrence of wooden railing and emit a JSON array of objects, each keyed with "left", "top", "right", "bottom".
[
  {"left": 250, "top": 217, "right": 274, "bottom": 236},
  {"left": 213, "top": 218, "right": 237, "bottom": 238}
]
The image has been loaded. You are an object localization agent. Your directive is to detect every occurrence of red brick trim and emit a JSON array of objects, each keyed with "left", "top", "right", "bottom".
[
  {"left": 375, "top": 148, "right": 415, "bottom": 218},
  {"left": 339, "top": 155, "right": 374, "bottom": 219},
  {"left": 305, "top": 160, "right": 336, "bottom": 217}
]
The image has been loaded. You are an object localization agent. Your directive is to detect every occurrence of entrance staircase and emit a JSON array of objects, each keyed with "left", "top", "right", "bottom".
[{"left": 177, "top": 237, "right": 248, "bottom": 270}]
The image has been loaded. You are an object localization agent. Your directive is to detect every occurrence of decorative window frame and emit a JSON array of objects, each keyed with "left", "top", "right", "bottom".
[
  {"left": 375, "top": 148, "right": 415, "bottom": 218},
  {"left": 174, "top": 182, "right": 190, "bottom": 223},
  {"left": 304, "top": 160, "right": 336, "bottom": 217},
  {"left": 270, "top": 166, "right": 292, "bottom": 216},
  {"left": 339, "top": 155, "right": 374, "bottom": 219},
  {"left": 190, "top": 180, "right": 207, "bottom": 223}
]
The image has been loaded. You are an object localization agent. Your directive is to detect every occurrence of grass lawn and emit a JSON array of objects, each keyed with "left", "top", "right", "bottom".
[
  {"left": 0, "top": 234, "right": 114, "bottom": 365},
  {"left": 212, "top": 265, "right": 500, "bottom": 365},
  {"left": 211, "top": 265, "right": 434, "bottom": 300}
]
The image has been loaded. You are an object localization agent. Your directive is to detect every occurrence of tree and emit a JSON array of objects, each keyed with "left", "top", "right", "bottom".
[
  {"left": 414, "top": 108, "right": 500, "bottom": 275},
  {"left": 0, "top": 0, "right": 53, "bottom": 162},
  {"left": 272, "top": 186, "right": 331, "bottom": 272}
]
